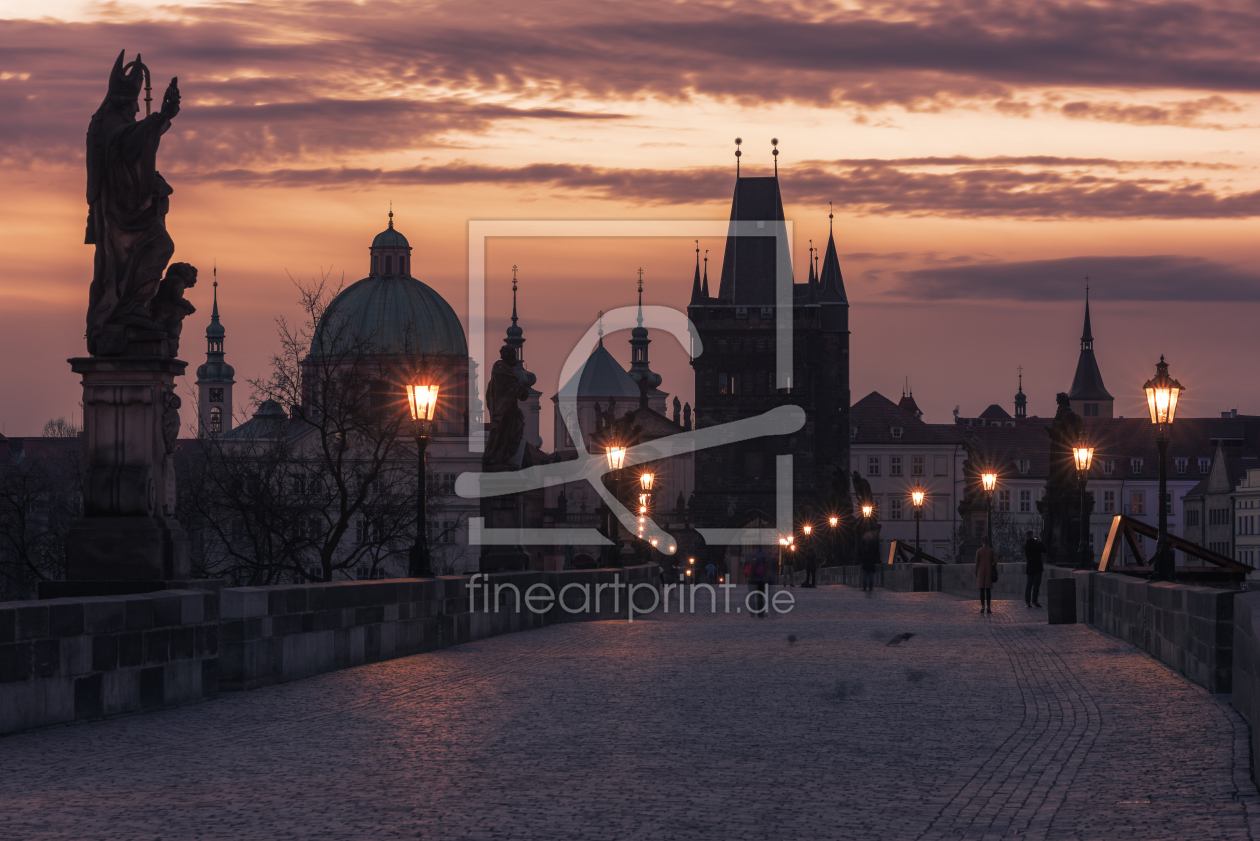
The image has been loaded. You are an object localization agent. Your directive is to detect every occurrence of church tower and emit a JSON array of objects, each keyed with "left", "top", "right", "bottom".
[
  {"left": 627, "top": 269, "right": 663, "bottom": 409},
  {"left": 195, "top": 270, "right": 235, "bottom": 437},
  {"left": 1067, "top": 288, "right": 1113, "bottom": 418}
]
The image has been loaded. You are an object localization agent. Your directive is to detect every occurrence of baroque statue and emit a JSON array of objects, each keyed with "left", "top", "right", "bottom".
[
  {"left": 85, "top": 50, "right": 190, "bottom": 357},
  {"left": 483, "top": 345, "right": 531, "bottom": 468}
]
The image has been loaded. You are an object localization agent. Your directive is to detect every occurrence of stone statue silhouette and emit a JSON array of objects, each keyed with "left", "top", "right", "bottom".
[
  {"left": 150, "top": 262, "right": 197, "bottom": 355},
  {"left": 84, "top": 50, "right": 182, "bottom": 356},
  {"left": 1046, "top": 392, "right": 1083, "bottom": 498},
  {"left": 483, "top": 345, "right": 529, "bottom": 468}
]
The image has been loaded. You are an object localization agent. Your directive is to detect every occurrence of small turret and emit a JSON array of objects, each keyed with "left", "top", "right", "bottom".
[{"left": 195, "top": 267, "right": 236, "bottom": 436}]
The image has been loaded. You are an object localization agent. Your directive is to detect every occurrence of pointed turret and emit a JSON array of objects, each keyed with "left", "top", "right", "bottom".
[
  {"left": 716, "top": 165, "right": 791, "bottom": 305},
  {"left": 818, "top": 206, "right": 848, "bottom": 333},
  {"left": 1068, "top": 286, "right": 1113, "bottom": 418},
  {"left": 897, "top": 379, "right": 923, "bottom": 420},
  {"left": 689, "top": 242, "right": 704, "bottom": 304},
  {"left": 807, "top": 240, "right": 818, "bottom": 301},
  {"left": 701, "top": 250, "right": 710, "bottom": 298},
  {"left": 195, "top": 268, "right": 236, "bottom": 436},
  {"left": 505, "top": 265, "right": 525, "bottom": 362}
]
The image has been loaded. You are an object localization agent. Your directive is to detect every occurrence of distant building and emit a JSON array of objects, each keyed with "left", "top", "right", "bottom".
[
  {"left": 1067, "top": 290, "right": 1114, "bottom": 419},
  {"left": 195, "top": 277, "right": 234, "bottom": 437},
  {"left": 1182, "top": 413, "right": 1260, "bottom": 568}
]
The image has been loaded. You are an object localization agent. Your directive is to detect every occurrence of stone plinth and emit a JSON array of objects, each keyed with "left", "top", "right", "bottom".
[
  {"left": 66, "top": 356, "right": 190, "bottom": 582},
  {"left": 1046, "top": 577, "right": 1077, "bottom": 624}
]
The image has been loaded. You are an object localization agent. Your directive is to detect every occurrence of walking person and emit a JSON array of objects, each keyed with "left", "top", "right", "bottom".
[
  {"left": 1023, "top": 531, "right": 1045, "bottom": 608},
  {"left": 705, "top": 561, "right": 717, "bottom": 585},
  {"left": 975, "top": 536, "right": 997, "bottom": 614}
]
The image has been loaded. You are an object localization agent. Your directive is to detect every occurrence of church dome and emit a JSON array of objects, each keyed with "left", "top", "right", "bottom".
[
  {"left": 310, "top": 274, "right": 468, "bottom": 358},
  {"left": 371, "top": 226, "right": 410, "bottom": 249}
]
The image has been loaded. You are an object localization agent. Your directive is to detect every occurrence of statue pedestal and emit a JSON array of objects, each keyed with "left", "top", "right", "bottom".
[
  {"left": 479, "top": 484, "right": 530, "bottom": 573},
  {"left": 65, "top": 356, "right": 190, "bottom": 583}
]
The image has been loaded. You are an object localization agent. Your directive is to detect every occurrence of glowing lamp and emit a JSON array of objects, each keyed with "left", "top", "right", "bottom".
[
  {"left": 911, "top": 489, "right": 925, "bottom": 507},
  {"left": 829, "top": 516, "right": 838, "bottom": 527},
  {"left": 650, "top": 538, "right": 659, "bottom": 547},
  {"left": 606, "top": 446, "right": 627, "bottom": 471},
  {"left": 1073, "top": 447, "right": 1094, "bottom": 473},
  {"left": 803, "top": 525, "right": 812, "bottom": 536},
  {"left": 1144, "top": 355, "right": 1184, "bottom": 426},
  {"left": 405, "top": 384, "right": 439, "bottom": 422},
  {"left": 779, "top": 538, "right": 787, "bottom": 546},
  {"left": 640, "top": 473, "right": 654, "bottom": 491},
  {"left": 861, "top": 504, "right": 873, "bottom": 518},
  {"left": 981, "top": 472, "right": 997, "bottom": 492}
]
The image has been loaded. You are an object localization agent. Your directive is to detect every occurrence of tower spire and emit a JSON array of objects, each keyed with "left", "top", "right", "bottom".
[
  {"left": 702, "top": 250, "right": 709, "bottom": 298},
  {"left": 734, "top": 137, "right": 742, "bottom": 177},
  {"left": 597, "top": 310, "right": 604, "bottom": 348},
  {"left": 772, "top": 137, "right": 779, "bottom": 177},
  {"left": 1014, "top": 365, "right": 1027, "bottom": 418},
  {"left": 505, "top": 264, "right": 525, "bottom": 362},
  {"left": 1081, "top": 276, "right": 1093, "bottom": 348},
  {"left": 636, "top": 266, "right": 644, "bottom": 327},
  {"left": 690, "top": 240, "right": 703, "bottom": 303}
]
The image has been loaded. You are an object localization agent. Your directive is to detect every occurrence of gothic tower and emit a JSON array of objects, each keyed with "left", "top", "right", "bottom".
[
  {"left": 195, "top": 270, "right": 235, "bottom": 436},
  {"left": 689, "top": 144, "right": 851, "bottom": 566}
]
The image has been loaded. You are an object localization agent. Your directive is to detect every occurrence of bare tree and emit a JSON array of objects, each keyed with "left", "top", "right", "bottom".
[
  {"left": 0, "top": 439, "right": 81, "bottom": 599},
  {"left": 177, "top": 271, "right": 468, "bottom": 584},
  {"left": 41, "top": 417, "right": 82, "bottom": 438}
]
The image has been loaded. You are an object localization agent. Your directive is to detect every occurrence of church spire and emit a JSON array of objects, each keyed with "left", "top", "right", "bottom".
[
  {"left": 1068, "top": 282, "right": 1113, "bottom": 417},
  {"left": 1014, "top": 366, "right": 1027, "bottom": 418},
  {"left": 1081, "top": 280, "right": 1094, "bottom": 349},
  {"left": 195, "top": 263, "right": 235, "bottom": 437},
  {"left": 628, "top": 269, "right": 662, "bottom": 407},
  {"left": 505, "top": 264, "right": 525, "bottom": 362},
  {"left": 702, "top": 250, "right": 710, "bottom": 298}
]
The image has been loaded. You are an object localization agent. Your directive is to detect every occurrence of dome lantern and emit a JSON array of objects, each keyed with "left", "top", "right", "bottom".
[{"left": 368, "top": 209, "right": 413, "bottom": 277}]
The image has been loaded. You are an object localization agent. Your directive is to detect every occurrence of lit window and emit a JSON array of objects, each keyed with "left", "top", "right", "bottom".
[{"left": 1131, "top": 491, "right": 1145, "bottom": 516}]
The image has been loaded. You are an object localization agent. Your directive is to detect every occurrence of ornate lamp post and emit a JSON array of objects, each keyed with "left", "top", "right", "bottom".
[
  {"left": 911, "top": 488, "right": 926, "bottom": 562},
  {"left": 981, "top": 472, "right": 998, "bottom": 550},
  {"left": 828, "top": 515, "right": 839, "bottom": 567},
  {"left": 1144, "top": 356, "right": 1184, "bottom": 581},
  {"left": 604, "top": 445, "right": 627, "bottom": 564},
  {"left": 405, "top": 382, "right": 439, "bottom": 577},
  {"left": 1073, "top": 446, "right": 1095, "bottom": 570}
]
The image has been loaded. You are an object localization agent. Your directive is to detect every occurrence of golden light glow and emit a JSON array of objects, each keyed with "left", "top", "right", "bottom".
[
  {"left": 405, "top": 383, "right": 439, "bottom": 422},
  {"left": 650, "top": 538, "right": 659, "bottom": 547},
  {"left": 1073, "top": 446, "right": 1094, "bottom": 472},
  {"left": 639, "top": 505, "right": 647, "bottom": 514},
  {"left": 1144, "top": 356, "right": 1185, "bottom": 426},
  {"left": 779, "top": 537, "right": 787, "bottom": 546},
  {"left": 981, "top": 472, "right": 998, "bottom": 492},
  {"left": 639, "top": 493, "right": 648, "bottom": 505},
  {"left": 803, "top": 525, "right": 812, "bottom": 535},
  {"left": 862, "top": 504, "right": 873, "bottom": 518},
  {"left": 829, "top": 516, "right": 838, "bottom": 527},
  {"left": 911, "top": 489, "right": 925, "bottom": 506},
  {"left": 606, "top": 446, "right": 627, "bottom": 471},
  {"left": 639, "top": 472, "right": 654, "bottom": 490},
  {"left": 668, "top": 544, "right": 676, "bottom": 553}
]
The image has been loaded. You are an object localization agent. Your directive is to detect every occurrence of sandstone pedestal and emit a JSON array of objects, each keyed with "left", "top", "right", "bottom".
[{"left": 64, "top": 356, "right": 191, "bottom": 586}]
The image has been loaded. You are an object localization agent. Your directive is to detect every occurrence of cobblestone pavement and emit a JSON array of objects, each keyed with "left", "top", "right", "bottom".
[{"left": 3, "top": 586, "right": 1259, "bottom": 840}]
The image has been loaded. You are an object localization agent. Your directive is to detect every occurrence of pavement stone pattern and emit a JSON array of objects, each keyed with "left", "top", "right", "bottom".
[{"left": 1, "top": 585, "right": 1258, "bottom": 840}]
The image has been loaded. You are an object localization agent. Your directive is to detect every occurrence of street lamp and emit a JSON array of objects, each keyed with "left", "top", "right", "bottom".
[
  {"left": 405, "top": 382, "right": 440, "bottom": 577},
  {"left": 606, "top": 446, "right": 627, "bottom": 471},
  {"left": 911, "top": 488, "right": 926, "bottom": 563},
  {"left": 1144, "top": 355, "right": 1184, "bottom": 581},
  {"left": 981, "top": 472, "right": 998, "bottom": 551},
  {"left": 639, "top": 472, "right": 654, "bottom": 491},
  {"left": 1073, "top": 446, "right": 1095, "bottom": 570}
]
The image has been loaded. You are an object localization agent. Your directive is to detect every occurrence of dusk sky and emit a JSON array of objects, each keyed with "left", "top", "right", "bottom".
[{"left": 3, "top": 0, "right": 1259, "bottom": 443}]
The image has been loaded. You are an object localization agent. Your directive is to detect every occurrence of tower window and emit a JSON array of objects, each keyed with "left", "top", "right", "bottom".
[
  {"left": 372, "top": 256, "right": 378, "bottom": 275},
  {"left": 1083, "top": 403, "right": 1099, "bottom": 417},
  {"left": 209, "top": 407, "right": 222, "bottom": 433},
  {"left": 385, "top": 255, "right": 393, "bottom": 274},
  {"left": 209, "top": 388, "right": 224, "bottom": 403}
]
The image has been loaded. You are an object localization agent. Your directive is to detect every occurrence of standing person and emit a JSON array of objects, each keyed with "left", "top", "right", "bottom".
[
  {"left": 860, "top": 532, "right": 879, "bottom": 596},
  {"left": 749, "top": 550, "right": 769, "bottom": 618},
  {"left": 975, "top": 536, "right": 997, "bottom": 614},
  {"left": 705, "top": 560, "right": 717, "bottom": 585},
  {"left": 1024, "top": 531, "right": 1045, "bottom": 608},
  {"left": 804, "top": 547, "right": 818, "bottom": 588}
]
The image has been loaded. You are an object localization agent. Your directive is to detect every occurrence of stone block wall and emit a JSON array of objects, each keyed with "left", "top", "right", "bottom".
[
  {"left": 0, "top": 590, "right": 218, "bottom": 734},
  {"left": 219, "top": 567, "right": 657, "bottom": 691},
  {"left": 1232, "top": 592, "right": 1260, "bottom": 769}
]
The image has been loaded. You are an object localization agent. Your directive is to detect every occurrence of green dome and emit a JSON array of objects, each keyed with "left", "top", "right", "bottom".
[{"left": 310, "top": 275, "right": 467, "bottom": 358}]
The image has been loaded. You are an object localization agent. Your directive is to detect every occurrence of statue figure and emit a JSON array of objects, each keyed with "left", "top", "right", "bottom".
[
  {"left": 84, "top": 51, "right": 181, "bottom": 356},
  {"left": 851, "top": 470, "right": 873, "bottom": 508},
  {"left": 682, "top": 402, "right": 692, "bottom": 431},
  {"left": 1046, "top": 392, "right": 1083, "bottom": 498},
  {"left": 150, "top": 262, "right": 197, "bottom": 355},
  {"left": 483, "top": 345, "right": 529, "bottom": 467}
]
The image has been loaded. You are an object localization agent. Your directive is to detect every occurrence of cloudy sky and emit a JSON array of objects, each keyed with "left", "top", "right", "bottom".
[{"left": 2, "top": 0, "right": 1258, "bottom": 440}]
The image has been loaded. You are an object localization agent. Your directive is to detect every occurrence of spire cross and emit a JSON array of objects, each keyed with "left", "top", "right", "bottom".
[
  {"left": 734, "top": 137, "right": 742, "bottom": 176},
  {"left": 772, "top": 137, "right": 779, "bottom": 177},
  {"left": 510, "top": 264, "right": 519, "bottom": 325},
  {"left": 597, "top": 310, "right": 604, "bottom": 346},
  {"left": 388, "top": 202, "right": 394, "bottom": 229}
]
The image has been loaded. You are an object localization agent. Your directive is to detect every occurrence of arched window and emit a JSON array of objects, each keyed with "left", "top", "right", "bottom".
[
  {"left": 209, "top": 407, "right": 222, "bottom": 434},
  {"left": 402, "top": 257, "right": 408, "bottom": 276},
  {"left": 385, "top": 255, "right": 393, "bottom": 274},
  {"left": 372, "top": 256, "right": 378, "bottom": 275}
]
